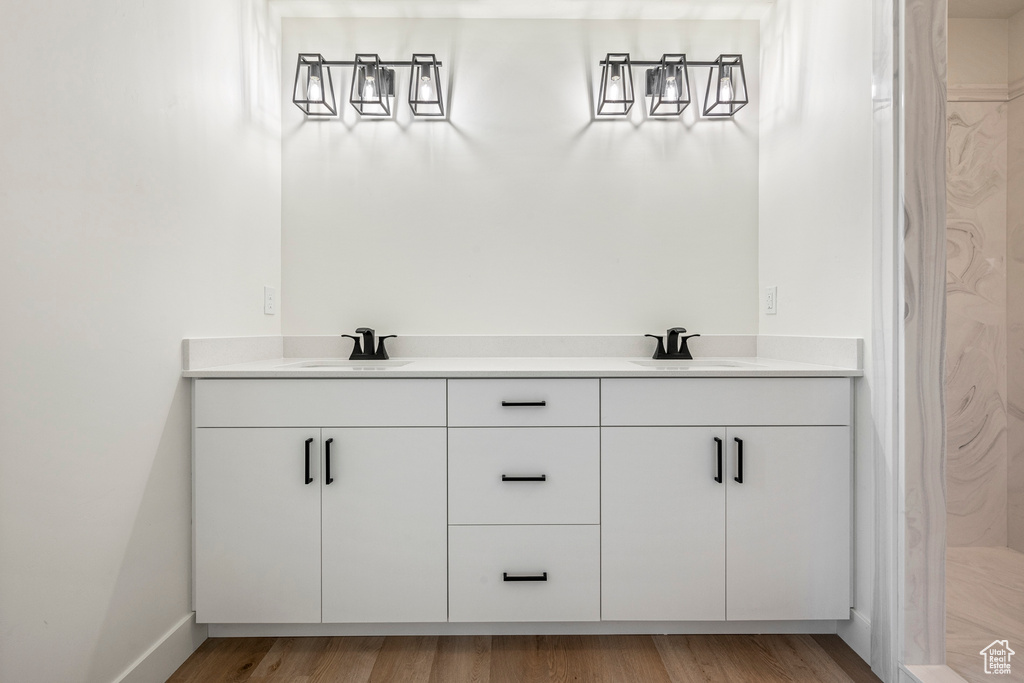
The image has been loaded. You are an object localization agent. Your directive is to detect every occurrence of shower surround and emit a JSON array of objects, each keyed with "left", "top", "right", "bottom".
[
  {"left": 1009, "top": 64, "right": 1024, "bottom": 554},
  {"left": 946, "top": 10, "right": 1024, "bottom": 552},
  {"left": 945, "top": 100, "right": 1008, "bottom": 547}
]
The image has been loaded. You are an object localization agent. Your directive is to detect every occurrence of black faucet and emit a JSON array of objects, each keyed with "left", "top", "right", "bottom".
[
  {"left": 341, "top": 327, "right": 397, "bottom": 360},
  {"left": 645, "top": 327, "right": 701, "bottom": 360}
]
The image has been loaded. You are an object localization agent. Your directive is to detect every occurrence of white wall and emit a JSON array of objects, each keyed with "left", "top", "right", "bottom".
[
  {"left": 281, "top": 18, "right": 760, "bottom": 335},
  {"left": 0, "top": 1, "right": 281, "bottom": 682},
  {"left": 948, "top": 19, "right": 1008, "bottom": 86},
  {"left": 758, "top": 0, "right": 875, "bottom": 662}
]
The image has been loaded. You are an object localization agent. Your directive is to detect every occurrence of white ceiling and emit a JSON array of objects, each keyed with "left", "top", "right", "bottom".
[
  {"left": 269, "top": 0, "right": 775, "bottom": 21},
  {"left": 949, "top": 0, "right": 1024, "bottom": 18}
]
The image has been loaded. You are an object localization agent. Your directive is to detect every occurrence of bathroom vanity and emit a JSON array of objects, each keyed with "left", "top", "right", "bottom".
[{"left": 185, "top": 344, "right": 859, "bottom": 636}]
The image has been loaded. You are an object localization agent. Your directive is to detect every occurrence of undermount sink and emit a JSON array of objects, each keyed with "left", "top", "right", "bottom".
[
  {"left": 276, "top": 360, "right": 412, "bottom": 370},
  {"left": 629, "top": 360, "right": 761, "bottom": 370}
]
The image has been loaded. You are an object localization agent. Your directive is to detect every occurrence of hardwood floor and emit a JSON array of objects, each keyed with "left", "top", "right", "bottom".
[
  {"left": 168, "top": 633, "right": 879, "bottom": 683},
  {"left": 946, "top": 546, "right": 1024, "bottom": 683}
]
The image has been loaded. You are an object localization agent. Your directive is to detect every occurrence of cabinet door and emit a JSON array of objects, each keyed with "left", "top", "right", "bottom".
[
  {"left": 726, "top": 426, "right": 851, "bottom": 621},
  {"left": 195, "top": 428, "right": 321, "bottom": 623},
  {"left": 601, "top": 427, "right": 726, "bottom": 621},
  {"left": 321, "top": 428, "right": 447, "bottom": 623}
]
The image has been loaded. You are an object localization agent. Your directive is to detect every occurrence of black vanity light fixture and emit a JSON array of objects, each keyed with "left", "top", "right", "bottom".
[
  {"left": 703, "top": 54, "right": 748, "bottom": 117},
  {"left": 597, "top": 52, "right": 747, "bottom": 118},
  {"left": 596, "top": 53, "right": 635, "bottom": 116},
  {"left": 291, "top": 52, "right": 444, "bottom": 118},
  {"left": 646, "top": 53, "right": 691, "bottom": 116},
  {"left": 408, "top": 54, "right": 445, "bottom": 117},
  {"left": 350, "top": 54, "right": 394, "bottom": 116},
  {"left": 294, "top": 54, "right": 337, "bottom": 116}
]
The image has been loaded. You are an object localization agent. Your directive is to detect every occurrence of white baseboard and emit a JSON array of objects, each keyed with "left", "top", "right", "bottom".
[
  {"left": 112, "top": 612, "right": 208, "bottom": 683},
  {"left": 209, "top": 619, "right": 838, "bottom": 638},
  {"left": 837, "top": 608, "right": 871, "bottom": 664},
  {"left": 901, "top": 664, "right": 969, "bottom": 683}
]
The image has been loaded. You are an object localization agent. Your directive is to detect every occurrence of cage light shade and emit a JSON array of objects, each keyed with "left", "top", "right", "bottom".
[
  {"left": 293, "top": 54, "right": 337, "bottom": 116},
  {"left": 703, "top": 54, "right": 748, "bottom": 117},
  {"left": 646, "top": 54, "right": 691, "bottom": 117},
  {"left": 350, "top": 54, "right": 395, "bottom": 117},
  {"left": 408, "top": 54, "right": 444, "bottom": 117},
  {"left": 597, "top": 53, "right": 634, "bottom": 116}
]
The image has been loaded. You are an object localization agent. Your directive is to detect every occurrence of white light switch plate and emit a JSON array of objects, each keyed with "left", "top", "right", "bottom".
[
  {"left": 765, "top": 286, "right": 777, "bottom": 315},
  {"left": 264, "top": 286, "right": 276, "bottom": 315}
]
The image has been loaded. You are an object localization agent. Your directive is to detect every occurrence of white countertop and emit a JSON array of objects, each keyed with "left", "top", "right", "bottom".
[{"left": 183, "top": 356, "right": 862, "bottom": 379}]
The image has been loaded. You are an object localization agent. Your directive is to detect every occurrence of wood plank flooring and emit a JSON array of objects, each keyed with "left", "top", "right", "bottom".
[
  {"left": 168, "top": 633, "right": 879, "bottom": 683},
  {"left": 946, "top": 546, "right": 1024, "bottom": 683}
]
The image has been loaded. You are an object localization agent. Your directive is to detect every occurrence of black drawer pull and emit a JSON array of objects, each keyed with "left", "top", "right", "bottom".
[
  {"left": 713, "top": 437, "right": 723, "bottom": 483},
  {"left": 304, "top": 438, "right": 314, "bottom": 485},
  {"left": 325, "top": 438, "right": 334, "bottom": 485},
  {"left": 501, "top": 474, "right": 547, "bottom": 482},
  {"left": 501, "top": 400, "right": 547, "bottom": 407},
  {"left": 503, "top": 572, "right": 548, "bottom": 582},
  {"left": 734, "top": 437, "right": 744, "bottom": 484}
]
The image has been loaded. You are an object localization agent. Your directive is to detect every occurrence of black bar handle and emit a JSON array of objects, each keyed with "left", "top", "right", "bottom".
[
  {"left": 734, "top": 437, "right": 744, "bottom": 484},
  {"left": 325, "top": 438, "right": 334, "bottom": 485},
  {"left": 714, "top": 437, "right": 723, "bottom": 483},
  {"left": 501, "top": 474, "right": 547, "bottom": 482},
  {"left": 503, "top": 572, "right": 548, "bottom": 582},
  {"left": 501, "top": 400, "right": 547, "bottom": 407},
  {"left": 304, "top": 438, "right": 314, "bottom": 485}
]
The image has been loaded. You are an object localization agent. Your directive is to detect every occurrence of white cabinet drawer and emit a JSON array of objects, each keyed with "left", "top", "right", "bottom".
[
  {"left": 601, "top": 378, "right": 851, "bottom": 426},
  {"left": 195, "top": 379, "right": 446, "bottom": 427},
  {"left": 448, "top": 525, "right": 600, "bottom": 622},
  {"left": 448, "top": 379, "right": 599, "bottom": 427},
  {"left": 448, "top": 428, "right": 599, "bottom": 525}
]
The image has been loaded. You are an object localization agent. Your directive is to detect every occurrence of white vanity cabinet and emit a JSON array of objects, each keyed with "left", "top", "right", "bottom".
[
  {"left": 446, "top": 379, "right": 602, "bottom": 623},
  {"left": 193, "top": 379, "right": 447, "bottom": 624},
  {"left": 600, "top": 426, "right": 726, "bottom": 621},
  {"left": 319, "top": 427, "right": 447, "bottom": 623},
  {"left": 194, "top": 427, "right": 323, "bottom": 623},
  {"left": 191, "top": 372, "right": 854, "bottom": 630},
  {"left": 601, "top": 378, "right": 852, "bottom": 623},
  {"left": 724, "top": 426, "right": 851, "bottom": 620}
]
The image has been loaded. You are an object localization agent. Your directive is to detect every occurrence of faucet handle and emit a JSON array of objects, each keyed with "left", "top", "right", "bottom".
[
  {"left": 375, "top": 335, "right": 397, "bottom": 360},
  {"left": 355, "top": 327, "right": 375, "bottom": 335},
  {"left": 645, "top": 334, "right": 668, "bottom": 360},
  {"left": 341, "top": 334, "right": 363, "bottom": 355},
  {"left": 676, "top": 333, "right": 700, "bottom": 360}
]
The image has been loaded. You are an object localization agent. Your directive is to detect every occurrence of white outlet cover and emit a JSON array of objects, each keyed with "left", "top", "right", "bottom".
[
  {"left": 264, "top": 286, "right": 277, "bottom": 315},
  {"left": 765, "top": 286, "right": 777, "bottom": 315}
]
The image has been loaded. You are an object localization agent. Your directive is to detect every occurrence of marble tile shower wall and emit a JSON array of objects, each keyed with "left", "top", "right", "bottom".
[
  {"left": 1009, "top": 93, "right": 1024, "bottom": 553},
  {"left": 945, "top": 101, "right": 1009, "bottom": 547}
]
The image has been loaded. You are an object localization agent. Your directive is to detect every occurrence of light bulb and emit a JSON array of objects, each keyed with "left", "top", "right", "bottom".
[
  {"left": 607, "top": 63, "right": 623, "bottom": 101},
  {"left": 607, "top": 80, "right": 622, "bottom": 101},
  {"left": 307, "top": 75, "right": 322, "bottom": 102},
  {"left": 418, "top": 72, "right": 433, "bottom": 102},
  {"left": 306, "top": 63, "right": 323, "bottom": 102},
  {"left": 664, "top": 73, "right": 678, "bottom": 101},
  {"left": 610, "top": 63, "right": 624, "bottom": 97},
  {"left": 363, "top": 73, "right": 377, "bottom": 100},
  {"left": 718, "top": 65, "right": 734, "bottom": 103}
]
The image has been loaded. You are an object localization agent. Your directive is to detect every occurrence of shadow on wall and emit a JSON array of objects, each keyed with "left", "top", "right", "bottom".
[
  {"left": 241, "top": 0, "right": 281, "bottom": 134},
  {"left": 86, "top": 380, "right": 195, "bottom": 683},
  {"left": 759, "top": 0, "right": 807, "bottom": 134}
]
